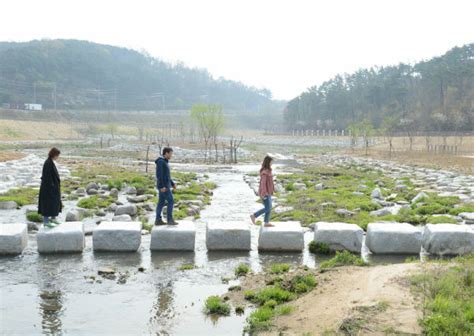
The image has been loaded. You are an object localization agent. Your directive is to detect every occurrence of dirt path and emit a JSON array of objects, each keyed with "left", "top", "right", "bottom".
[{"left": 261, "top": 263, "right": 422, "bottom": 335}]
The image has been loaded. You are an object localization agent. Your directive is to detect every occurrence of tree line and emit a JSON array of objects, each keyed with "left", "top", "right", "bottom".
[
  {"left": 0, "top": 39, "right": 272, "bottom": 112},
  {"left": 284, "top": 43, "right": 474, "bottom": 133}
]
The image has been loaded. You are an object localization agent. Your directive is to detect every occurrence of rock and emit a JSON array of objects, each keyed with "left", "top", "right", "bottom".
[
  {"left": 206, "top": 221, "right": 251, "bottom": 251},
  {"left": 109, "top": 188, "right": 119, "bottom": 198},
  {"left": 127, "top": 195, "right": 147, "bottom": 203},
  {"left": 412, "top": 192, "right": 429, "bottom": 204},
  {"left": 115, "top": 204, "right": 137, "bottom": 216},
  {"left": 0, "top": 223, "right": 28, "bottom": 255},
  {"left": 314, "top": 222, "right": 363, "bottom": 253},
  {"left": 0, "top": 201, "right": 18, "bottom": 210},
  {"left": 87, "top": 188, "right": 99, "bottom": 195},
  {"left": 75, "top": 187, "right": 86, "bottom": 196},
  {"left": 336, "top": 209, "right": 355, "bottom": 217},
  {"left": 142, "top": 203, "right": 155, "bottom": 212},
  {"left": 459, "top": 212, "right": 474, "bottom": 224},
  {"left": 293, "top": 182, "right": 307, "bottom": 191},
  {"left": 370, "top": 208, "right": 392, "bottom": 217},
  {"left": 366, "top": 222, "right": 422, "bottom": 254},
  {"left": 422, "top": 224, "right": 474, "bottom": 256},
  {"left": 96, "top": 209, "right": 106, "bottom": 217},
  {"left": 124, "top": 186, "right": 137, "bottom": 195},
  {"left": 151, "top": 221, "right": 196, "bottom": 251},
  {"left": 86, "top": 182, "right": 99, "bottom": 193},
  {"left": 112, "top": 214, "right": 132, "bottom": 222},
  {"left": 93, "top": 221, "right": 142, "bottom": 252},
  {"left": 394, "top": 184, "right": 407, "bottom": 191},
  {"left": 258, "top": 221, "right": 304, "bottom": 252},
  {"left": 100, "top": 184, "right": 109, "bottom": 191},
  {"left": 37, "top": 222, "right": 85, "bottom": 253},
  {"left": 27, "top": 222, "right": 40, "bottom": 231},
  {"left": 352, "top": 191, "right": 364, "bottom": 196},
  {"left": 315, "top": 183, "right": 324, "bottom": 190},
  {"left": 66, "top": 209, "right": 83, "bottom": 222},
  {"left": 370, "top": 188, "right": 383, "bottom": 199},
  {"left": 107, "top": 203, "right": 118, "bottom": 212}
]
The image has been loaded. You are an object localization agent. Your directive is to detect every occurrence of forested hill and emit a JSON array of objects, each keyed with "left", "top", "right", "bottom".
[
  {"left": 285, "top": 44, "right": 474, "bottom": 132},
  {"left": 0, "top": 39, "right": 272, "bottom": 111}
]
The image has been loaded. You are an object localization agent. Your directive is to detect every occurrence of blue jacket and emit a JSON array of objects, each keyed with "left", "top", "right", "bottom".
[{"left": 155, "top": 157, "right": 175, "bottom": 189}]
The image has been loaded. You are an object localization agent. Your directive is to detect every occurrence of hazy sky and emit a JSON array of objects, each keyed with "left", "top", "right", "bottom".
[{"left": 1, "top": 0, "right": 473, "bottom": 100}]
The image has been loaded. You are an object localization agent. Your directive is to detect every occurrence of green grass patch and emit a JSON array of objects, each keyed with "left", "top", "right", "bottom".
[
  {"left": 427, "top": 215, "right": 458, "bottom": 224},
  {"left": 204, "top": 296, "right": 231, "bottom": 316},
  {"left": 410, "top": 254, "right": 474, "bottom": 335},
  {"left": 178, "top": 264, "right": 197, "bottom": 271},
  {"left": 320, "top": 251, "right": 367, "bottom": 270},
  {"left": 77, "top": 195, "right": 115, "bottom": 209},
  {"left": 26, "top": 212, "right": 42, "bottom": 223},
  {"left": 245, "top": 286, "right": 296, "bottom": 306},
  {"left": 0, "top": 187, "right": 37, "bottom": 206},
  {"left": 269, "top": 263, "right": 290, "bottom": 274},
  {"left": 235, "top": 263, "right": 251, "bottom": 276}
]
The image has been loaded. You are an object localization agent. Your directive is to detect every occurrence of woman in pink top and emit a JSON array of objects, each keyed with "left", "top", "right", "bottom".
[{"left": 250, "top": 155, "right": 275, "bottom": 227}]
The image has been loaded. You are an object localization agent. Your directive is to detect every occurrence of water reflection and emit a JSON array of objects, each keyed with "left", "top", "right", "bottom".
[{"left": 39, "top": 289, "right": 64, "bottom": 335}]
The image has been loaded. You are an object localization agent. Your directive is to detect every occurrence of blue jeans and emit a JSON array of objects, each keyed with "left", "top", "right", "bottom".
[
  {"left": 254, "top": 195, "right": 272, "bottom": 223},
  {"left": 156, "top": 189, "right": 174, "bottom": 222},
  {"left": 43, "top": 216, "right": 49, "bottom": 224}
]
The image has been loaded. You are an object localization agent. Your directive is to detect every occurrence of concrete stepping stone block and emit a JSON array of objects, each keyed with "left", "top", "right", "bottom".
[
  {"left": 0, "top": 223, "right": 28, "bottom": 255},
  {"left": 37, "top": 222, "right": 85, "bottom": 253},
  {"left": 366, "top": 222, "right": 421, "bottom": 254},
  {"left": 314, "top": 222, "right": 363, "bottom": 253},
  {"left": 206, "top": 221, "right": 251, "bottom": 251},
  {"left": 93, "top": 221, "right": 141, "bottom": 252},
  {"left": 422, "top": 224, "right": 474, "bottom": 256},
  {"left": 151, "top": 221, "right": 196, "bottom": 251},
  {"left": 258, "top": 221, "right": 304, "bottom": 252}
]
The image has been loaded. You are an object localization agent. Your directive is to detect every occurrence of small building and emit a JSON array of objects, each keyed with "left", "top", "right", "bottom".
[{"left": 24, "top": 103, "right": 42, "bottom": 111}]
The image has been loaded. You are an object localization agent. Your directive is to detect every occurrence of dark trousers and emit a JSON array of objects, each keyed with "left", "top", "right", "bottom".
[{"left": 156, "top": 189, "right": 174, "bottom": 222}]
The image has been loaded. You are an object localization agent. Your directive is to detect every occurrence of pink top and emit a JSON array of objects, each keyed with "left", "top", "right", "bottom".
[{"left": 258, "top": 168, "right": 274, "bottom": 198}]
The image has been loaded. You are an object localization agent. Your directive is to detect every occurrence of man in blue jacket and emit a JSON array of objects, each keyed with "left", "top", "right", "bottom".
[{"left": 155, "top": 147, "right": 177, "bottom": 225}]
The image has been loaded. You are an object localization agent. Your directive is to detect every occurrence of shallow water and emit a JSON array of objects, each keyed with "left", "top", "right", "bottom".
[{"left": 1, "top": 165, "right": 319, "bottom": 335}]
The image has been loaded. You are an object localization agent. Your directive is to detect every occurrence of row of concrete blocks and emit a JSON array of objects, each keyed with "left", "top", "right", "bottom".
[
  {"left": 315, "top": 222, "right": 474, "bottom": 256},
  {"left": 0, "top": 221, "right": 304, "bottom": 254}
]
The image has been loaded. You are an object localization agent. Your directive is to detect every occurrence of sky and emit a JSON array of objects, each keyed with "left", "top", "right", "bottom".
[{"left": 0, "top": 0, "right": 473, "bottom": 100}]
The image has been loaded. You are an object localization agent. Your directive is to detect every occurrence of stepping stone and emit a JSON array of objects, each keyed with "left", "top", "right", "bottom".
[
  {"left": 258, "top": 221, "right": 304, "bottom": 252},
  {"left": 37, "top": 222, "right": 85, "bottom": 254},
  {"left": 206, "top": 221, "right": 251, "bottom": 251},
  {"left": 93, "top": 221, "right": 141, "bottom": 252},
  {"left": 151, "top": 221, "right": 196, "bottom": 251},
  {"left": 314, "top": 222, "right": 363, "bottom": 253},
  {"left": 366, "top": 222, "right": 422, "bottom": 254},
  {"left": 0, "top": 201, "right": 18, "bottom": 210},
  {"left": 422, "top": 224, "right": 474, "bottom": 256},
  {"left": 0, "top": 223, "right": 28, "bottom": 255}
]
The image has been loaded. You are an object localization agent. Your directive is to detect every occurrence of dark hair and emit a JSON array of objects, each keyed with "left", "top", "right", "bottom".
[
  {"left": 162, "top": 147, "right": 173, "bottom": 156},
  {"left": 260, "top": 155, "right": 273, "bottom": 172},
  {"left": 48, "top": 147, "right": 61, "bottom": 159}
]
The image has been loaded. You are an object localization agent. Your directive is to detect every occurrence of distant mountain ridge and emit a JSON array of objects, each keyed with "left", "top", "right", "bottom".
[{"left": 0, "top": 39, "right": 273, "bottom": 111}]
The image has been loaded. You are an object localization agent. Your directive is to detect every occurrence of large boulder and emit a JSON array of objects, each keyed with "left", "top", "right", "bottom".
[
  {"left": 0, "top": 201, "right": 18, "bottom": 210},
  {"left": 151, "top": 221, "right": 196, "bottom": 251},
  {"left": 422, "top": 224, "right": 474, "bottom": 256},
  {"left": 314, "top": 222, "right": 363, "bottom": 253},
  {"left": 206, "top": 221, "right": 251, "bottom": 251},
  {"left": 258, "top": 221, "right": 304, "bottom": 252},
  {"left": 115, "top": 204, "right": 137, "bottom": 216},
  {"left": 366, "top": 222, "right": 422, "bottom": 254},
  {"left": 93, "top": 221, "right": 142, "bottom": 252},
  {"left": 86, "top": 182, "right": 99, "bottom": 193},
  {"left": 37, "top": 222, "right": 85, "bottom": 253},
  {"left": 0, "top": 223, "right": 28, "bottom": 255},
  {"left": 66, "top": 209, "right": 84, "bottom": 222}
]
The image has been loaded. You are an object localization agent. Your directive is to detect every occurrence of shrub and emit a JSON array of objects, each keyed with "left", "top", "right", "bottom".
[
  {"left": 269, "top": 263, "right": 290, "bottom": 274},
  {"left": 246, "top": 307, "right": 274, "bottom": 332},
  {"left": 289, "top": 275, "right": 317, "bottom": 293},
  {"left": 26, "top": 212, "right": 42, "bottom": 223},
  {"left": 246, "top": 286, "right": 296, "bottom": 306},
  {"left": 204, "top": 296, "right": 231, "bottom": 316},
  {"left": 320, "top": 251, "right": 367, "bottom": 270},
  {"left": 178, "top": 264, "right": 196, "bottom": 271},
  {"left": 308, "top": 241, "right": 332, "bottom": 254},
  {"left": 235, "top": 263, "right": 251, "bottom": 276}
]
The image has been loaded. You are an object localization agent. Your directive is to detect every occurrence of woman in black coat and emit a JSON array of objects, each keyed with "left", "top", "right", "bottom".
[{"left": 38, "top": 147, "right": 62, "bottom": 227}]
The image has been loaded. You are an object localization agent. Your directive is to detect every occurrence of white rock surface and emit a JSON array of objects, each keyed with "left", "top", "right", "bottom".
[
  {"left": 0, "top": 223, "right": 28, "bottom": 254},
  {"left": 37, "top": 222, "right": 85, "bottom": 253},
  {"left": 366, "top": 222, "right": 422, "bottom": 254},
  {"left": 258, "top": 221, "right": 304, "bottom": 252},
  {"left": 112, "top": 214, "right": 132, "bottom": 222},
  {"left": 422, "top": 224, "right": 474, "bottom": 256},
  {"left": 151, "top": 221, "right": 196, "bottom": 251},
  {"left": 206, "top": 221, "right": 251, "bottom": 251},
  {"left": 93, "top": 221, "right": 141, "bottom": 252},
  {"left": 314, "top": 222, "right": 363, "bottom": 253}
]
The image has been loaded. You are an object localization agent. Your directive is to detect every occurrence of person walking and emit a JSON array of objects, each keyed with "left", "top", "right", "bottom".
[
  {"left": 38, "top": 147, "right": 62, "bottom": 228},
  {"left": 250, "top": 155, "right": 275, "bottom": 227},
  {"left": 155, "top": 147, "right": 178, "bottom": 225}
]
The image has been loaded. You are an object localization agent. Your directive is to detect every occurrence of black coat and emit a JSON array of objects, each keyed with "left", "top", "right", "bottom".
[{"left": 38, "top": 158, "right": 62, "bottom": 217}]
